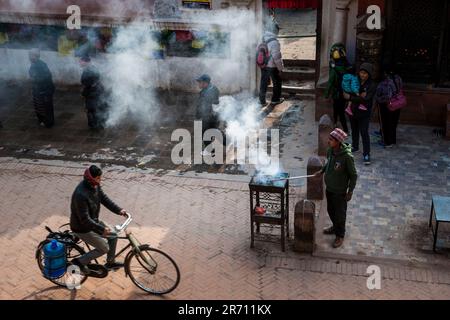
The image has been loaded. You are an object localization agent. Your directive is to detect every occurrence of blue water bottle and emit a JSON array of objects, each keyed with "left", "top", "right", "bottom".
[{"left": 43, "top": 239, "right": 66, "bottom": 279}]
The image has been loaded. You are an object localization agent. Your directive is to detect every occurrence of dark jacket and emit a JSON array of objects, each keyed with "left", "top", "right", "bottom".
[
  {"left": 196, "top": 84, "right": 220, "bottom": 121},
  {"left": 348, "top": 63, "right": 377, "bottom": 117},
  {"left": 70, "top": 179, "right": 122, "bottom": 234},
  {"left": 29, "top": 59, "right": 55, "bottom": 96},
  {"left": 321, "top": 143, "right": 358, "bottom": 194},
  {"left": 325, "top": 58, "right": 352, "bottom": 100},
  {"left": 81, "top": 65, "right": 105, "bottom": 111}
]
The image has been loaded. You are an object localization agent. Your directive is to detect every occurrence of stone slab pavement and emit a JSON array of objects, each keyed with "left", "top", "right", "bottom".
[
  {"left": 315, "top": 122, "right": 450, "bottom": 267},
  {"left": 1, "top": 160, "right": 450, "bottom": 300}
]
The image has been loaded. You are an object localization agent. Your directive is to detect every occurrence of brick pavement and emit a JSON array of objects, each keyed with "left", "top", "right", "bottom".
[{"left": 1, "top": 161, "right": 450, "bottom": 300}]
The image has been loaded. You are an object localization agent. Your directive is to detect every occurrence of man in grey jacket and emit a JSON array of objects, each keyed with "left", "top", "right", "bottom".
[{"left": 259, "top": 23, "right": 284, "bottom": 107}]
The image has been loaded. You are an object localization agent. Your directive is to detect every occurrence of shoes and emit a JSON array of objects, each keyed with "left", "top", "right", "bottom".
[
  {"left": 363, "top": 155, "right": 371, "bottom": 165},
  {"left": 378, "top": 141, "right": 386, "bottom": 148},
  {"left": 104, "top": 261, "right": 125, "bottom": 270},
  {"left": 71, "top": 258, "right": 91, "bottom": 274},
  {"left": 333, "top": 237, "right": 344, "bottom": 248},
  {"left": 358, "top": 104, "right": 367, "bottom": 111},
  {"left": 372, "top": 130, "right": 382, "bottom": 137},
  {"left": 385, "top": 144, "right": 393, "bottom": 148},
  {"left": 351, "top": 147, "right": 359, "bottom": 153},
  {"left": 270, "top": 98, "right": 285, "bottom": 106},
  {"left": 345, "top": 106, "right": 353, "bottom": 116},
  {"left": 323, "top": 226, "right": 335, "bottom": 235}
]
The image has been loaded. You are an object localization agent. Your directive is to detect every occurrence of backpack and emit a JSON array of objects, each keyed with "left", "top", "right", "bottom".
[
  {"left": 376, "top": 74, "right": 404, "bottom": 105},
  {"left": 375, "top": 78, "right": 395, "bottom": 104},
  {"left": 256, "top": 38, "right": 276, "bottom": 69}
]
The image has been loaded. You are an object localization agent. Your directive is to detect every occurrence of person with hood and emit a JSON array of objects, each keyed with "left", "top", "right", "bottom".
[
  {"left": 80, "top": 56, "right": 108, "bottom": 129},
  {"left": 258, "top": 22, "right": 284, "bottom": 107},
  {"left": 315, "top": 128, "right": 358, "bottom": 248},
  {"left": 28, "top": 48, "right": 55, "bottom": 128},
  {"left": 343, "top": 62, "right": 377, "bottom": 165},
  {"left": 325, "top": 43, "right": 352, "bottom": 133},
  {"left": 70, "top": 165, "right": 129, "bottom": 274}
]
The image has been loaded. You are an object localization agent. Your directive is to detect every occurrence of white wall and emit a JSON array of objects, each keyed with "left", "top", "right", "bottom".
[
  {"left": 0, "top": 48, "right": 82, "bottom": 84},
  {"left": 1, "top": 1, "right": 260, "bottom": 94},
  {"left": 0, "top": 48, "right": 250, "bottom": 93}
]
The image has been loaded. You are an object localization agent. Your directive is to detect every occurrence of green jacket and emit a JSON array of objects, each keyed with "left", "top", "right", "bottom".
[
  {"left": 325, "top": 62, "right": 351, "bottom": 99},
  {"left": 321, "top": 143, "right": 358, "bottom": 194}
]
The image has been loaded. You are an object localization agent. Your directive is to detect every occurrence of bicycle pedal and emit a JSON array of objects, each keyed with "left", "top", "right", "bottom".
[{"left": 86, "top": 264, "right": 109, "bottom": 278}]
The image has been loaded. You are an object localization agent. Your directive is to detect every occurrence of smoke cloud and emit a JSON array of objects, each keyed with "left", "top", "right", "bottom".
[
  {"left": 93, "top": 5, "right": 259, "bottom": 128},
  {"left": 215, "top": 95, "right": 281, "bottom": 176},
  {"left": 99, "top": 24, "right": 160, "bottom": 127}
]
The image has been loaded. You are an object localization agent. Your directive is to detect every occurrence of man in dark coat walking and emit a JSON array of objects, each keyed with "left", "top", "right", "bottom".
[
  {"left": 80, "top": 56, "right": 108, "bottom": 129},
  {"left": 29, "top": 49, "right": 55, "bottom": 128},
  {"left": 195, "top": 74, "right": 220, "bottom": 156}
]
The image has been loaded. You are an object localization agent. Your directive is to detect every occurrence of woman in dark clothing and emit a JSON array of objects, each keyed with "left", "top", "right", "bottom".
[
  {"left": 343, "top": 63, "right": 377, "bottom": 165},
  {"left": 325, "top": 43, "right": 352, "bottom": 133},
  {"left": 375, "top": 69, "right": 403, "bottom": 147},
  {"left": 28, "top": 49, "right": 55, "bottom": 128}
]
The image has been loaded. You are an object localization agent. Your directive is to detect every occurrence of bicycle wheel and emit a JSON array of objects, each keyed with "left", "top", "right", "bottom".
[
  {"left": 125, "top": 245, "right": 180, "bottom": 295},
  {"left": 36, "top": 240, "right": 88, "bottom": 287}
]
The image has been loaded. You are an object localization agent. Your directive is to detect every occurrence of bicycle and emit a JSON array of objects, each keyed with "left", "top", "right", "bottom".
[{"left": 36, "top": 213, "right": 180, "bottom": 295}]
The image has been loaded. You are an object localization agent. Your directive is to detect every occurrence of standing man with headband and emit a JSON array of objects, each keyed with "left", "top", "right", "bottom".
[{"left": 70, "top": 165, "right": 128, "bottom": 273}]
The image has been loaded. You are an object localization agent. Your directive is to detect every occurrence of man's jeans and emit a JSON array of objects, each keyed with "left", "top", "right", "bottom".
[
  {"left": 326, "top": 190, "right": 347, "bottom": 238},
  {"left": 350, "top": 115, "right": 371, "bottom": 156},
  {"left": 75, "top": 224, "right": 118, "bottom": 265},
  {"left": 259, "top": 67, "right": 282, "bottom": 104}
]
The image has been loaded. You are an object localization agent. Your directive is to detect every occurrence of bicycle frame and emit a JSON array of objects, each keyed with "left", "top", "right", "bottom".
[{"left": 83, "top": 213, "right": 158, "bottom": 274}]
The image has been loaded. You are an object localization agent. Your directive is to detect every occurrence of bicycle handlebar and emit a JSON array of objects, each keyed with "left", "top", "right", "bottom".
[{"left": 114, "top": 212, "right": 133, "bottom": 233}]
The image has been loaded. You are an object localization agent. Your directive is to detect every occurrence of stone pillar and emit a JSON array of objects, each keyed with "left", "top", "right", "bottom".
[
  {"left": 332, "top": 6, "right": 349, "bottom": 45},
  {"left": 294, "top": 199, "right": 315, "bottom": 253},
  {"left": 307, "top": 156, "right": 324, "bottom": 200},
  {"left": 318, "top": 114, "right": 333, "bottom": 156},
  {"left": 317, "top": 0, "right": 337, "bottom": 87}
]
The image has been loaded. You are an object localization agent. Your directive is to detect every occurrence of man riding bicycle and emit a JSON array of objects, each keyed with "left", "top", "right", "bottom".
[{"left": 70, "top": 165, "right": 128, "bottom": 273}]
